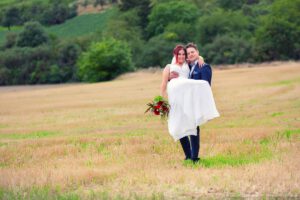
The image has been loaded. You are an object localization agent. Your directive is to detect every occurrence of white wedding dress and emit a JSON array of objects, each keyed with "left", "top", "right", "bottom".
[{"left": 167, "top": 63, "right": 220, "bottom": 141}]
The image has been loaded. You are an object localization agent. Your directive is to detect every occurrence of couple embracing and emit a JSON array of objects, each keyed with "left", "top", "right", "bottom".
[{"left": 161, "top": 43, "right": 220, "bottom": 162}]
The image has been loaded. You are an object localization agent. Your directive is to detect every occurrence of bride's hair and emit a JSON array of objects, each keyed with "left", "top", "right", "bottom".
[{"left": 173, "top": 45, "right": 186, "bottom": 64}]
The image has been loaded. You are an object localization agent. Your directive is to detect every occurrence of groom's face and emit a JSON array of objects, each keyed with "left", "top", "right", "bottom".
[{"left": 186, "top": 47, "right": 199, "bottom": 63}]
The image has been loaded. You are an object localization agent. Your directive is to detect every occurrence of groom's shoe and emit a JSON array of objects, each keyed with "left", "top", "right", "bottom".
[{"left": 192, "top": 157, "right": 201, "bottom": 163}]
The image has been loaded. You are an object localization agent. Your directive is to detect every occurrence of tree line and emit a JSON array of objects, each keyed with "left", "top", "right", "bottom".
[{"left": 0, "top": 0, "right": 299, "bottom": 85}]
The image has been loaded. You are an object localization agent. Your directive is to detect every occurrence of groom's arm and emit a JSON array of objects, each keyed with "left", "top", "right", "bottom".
[{"left": 201, "top": 64, "right": 212, "bottom": 86}]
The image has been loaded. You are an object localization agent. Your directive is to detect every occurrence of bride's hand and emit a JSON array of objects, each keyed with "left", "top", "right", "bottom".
[
  {"left": 169, "top": 71, "right": 179, "bottom": 81},
  {"left": 198, "top": 56, "right": 205, "bottom": 65}
]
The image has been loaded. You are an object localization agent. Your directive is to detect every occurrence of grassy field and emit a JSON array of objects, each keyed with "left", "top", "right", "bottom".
[
  {"left": 0, "top": 8, "right": 115, "bottom": 44},
  {"left": 47, "top": 8, "right": 115, "bottom": 39},
  {"left": 0, "top": 0, "right": 75, "bottom": 8},
  {"left": 0, "top": 62, "right": 299, "bottom": 199}
]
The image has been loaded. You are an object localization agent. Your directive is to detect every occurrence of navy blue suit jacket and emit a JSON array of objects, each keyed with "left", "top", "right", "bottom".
[{"left": 190, "top": 63, "right": 212, "bottom": 85}]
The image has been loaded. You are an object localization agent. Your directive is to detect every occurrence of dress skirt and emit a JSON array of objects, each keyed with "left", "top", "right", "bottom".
[{"left": 167, "top": 78, "right": 220, "bottom": 141}]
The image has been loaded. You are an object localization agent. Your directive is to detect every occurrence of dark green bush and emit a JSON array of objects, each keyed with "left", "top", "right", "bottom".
[
  {"left": 16, "top": 21, "right": 49, "bottom": 47},
  {"left": 203, "top": 34, "right": 254, "bottom": 64},
  {"left": 77, "top": 38, "right": 134, "bottom": 82}
]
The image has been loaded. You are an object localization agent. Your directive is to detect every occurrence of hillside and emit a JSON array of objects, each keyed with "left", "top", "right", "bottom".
[
  {"left": 0, "top": 8, "right": 115, "bottom": 44},
  {"left": 0, "top": 0, "right": 75, "bottom": 8},
  {"left": 47, "top": 8, "right": 116, "bottom": 39},
  {"left": 0, "top": 62, "right": 299, "bottom": 199}
]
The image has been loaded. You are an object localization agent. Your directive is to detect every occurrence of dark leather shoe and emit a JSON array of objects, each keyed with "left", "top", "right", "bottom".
[{"left": 192, "top": 158, "right": 200, "bottom": 163}]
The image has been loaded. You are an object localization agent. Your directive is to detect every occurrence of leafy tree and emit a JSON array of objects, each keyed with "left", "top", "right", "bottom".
[
  {"left": 138, "top": 34, "right": 177, "bottom": 68},
  {"left": 0, "top": 66, "right": 10, "bottom": 85},
  {"left": 77, "top": 38, "right": 134, "bottom": 82},
  {"left": 255, "top": 0, "right": 300, "bottom": 60},
  {"left": 246, "top": 0, "right": 259, "bottom": 4},
  {"left": 94, "top": 0, "right": 107, "bottom": 8},
  {"left": 16, "top": 21, "right": 49, "bottom": 47},
  {"left": 0, "top": 45, "right": 57, "bottom": 84},
  {"left": 216, "top": 0, "right": 245, "bottom": 10},
  {"left": 271, "top": 0, "right": 300, "bottom": 26},
  {"left": 119, "top": 0, "right": 151, "bottom": 30},
  {"left": 58, "top": 43, "right": 82, "bottom": 81},
  {"left": 19, "top": 3, "right": 47, "bottom": 24},
  {"left": 2, "top": 6, "right": 21, "bottom": 30},
  {"left": 103, "top": 9, "right": 145, "bottom": 66},
  {"left": 120, "top": 0, "right": 147, "bottom": 10},
  {"left": 164, "top": 22, "right": 196, "bottom": 44},
  {"left": 3, "top": 32, "right": 17, "bottom": 49},
  {"left": 204, "top": 34, "right": 254, "bottom": 64},
  {"left": 255, "top": 18, "right": 299, "bottom": 60},
  {"left": 147, "top": 1, "right": 198, "bottom": 38},
  {"left": 195, "top": 9, "right": 250, "bottom": 45},
  {"left": 41, "top": 3, "right": 75, "bottom": 25}
]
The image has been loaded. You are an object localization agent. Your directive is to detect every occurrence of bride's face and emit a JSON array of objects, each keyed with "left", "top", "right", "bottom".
[{"left": 177, "top": 49, "right": 186, "bottom": 64}]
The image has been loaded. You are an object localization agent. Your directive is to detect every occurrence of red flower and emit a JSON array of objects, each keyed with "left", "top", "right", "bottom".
[
  {"left": 153, "top": 109, "right": 160, "bottom": 115},
  {"left": 157, "top": 101, "right": 163, "bottom": 106},
  {"left": 155, "top": 104, "right": 161, "bottom": 109}
]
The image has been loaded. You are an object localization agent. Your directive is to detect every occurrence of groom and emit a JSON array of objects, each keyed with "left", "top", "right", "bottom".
[{"left": 170, "top": 42, "right": 212, "bottom": 162}]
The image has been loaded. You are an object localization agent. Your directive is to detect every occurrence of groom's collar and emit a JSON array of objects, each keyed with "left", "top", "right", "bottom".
[{"left": 189, "top": 60, "right": 198, "bottom": 67}]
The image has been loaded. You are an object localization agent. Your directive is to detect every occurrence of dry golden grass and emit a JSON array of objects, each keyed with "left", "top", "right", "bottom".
[{"left": 0, "top": 62, "right": 299, "bottom": 199}]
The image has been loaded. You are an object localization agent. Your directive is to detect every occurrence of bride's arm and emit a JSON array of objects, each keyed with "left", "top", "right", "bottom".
[
  {"left": 199, "top": 56, "right": 205, "bottom": 65},
  {"left": 161, "top": 65, "right": 170, "bottom": 98}
]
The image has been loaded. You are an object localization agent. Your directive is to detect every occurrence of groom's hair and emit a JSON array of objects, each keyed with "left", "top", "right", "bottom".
[{"left": 185, "top": 43, "right": 198, "bottom": 50}]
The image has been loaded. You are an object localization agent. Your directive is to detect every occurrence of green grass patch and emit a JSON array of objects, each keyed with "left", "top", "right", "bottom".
[
  {"left": 0, "top": 124, "right": 9, "bottom": 129},
  {"left": 280, "top": 129, "right": 300, "bottom": 140},
  {"left": 0, "top": 186, "right": 80, "bottom": 200},
  {"left": 185, "top": 129, "right": 300, "bottom": 168},
  {"left": 0, "top": 187, "right": 165, "bottom": 200},
  {"left": 122, "top": 129, "right": 147, "bottom": 137},
  {"left": 0, "top": 142, "right": 8, "bottom": 147},
  {"left": 275, "top": 78, "right": 300, "bottom": 86},
  {"left": 265, "top": 78, "right": 300, "bottom": 86},
  {"left": 183, "top": 150, "right": 273, "bottom": 168},
  {"left": 259, "top": 137, "right": 271, "bottom": 146},
  {"left": 46, "top": 8, "right": 116, "bottom": 39},
  {"left": 0, "top": 26, "right": 22, "bottom": 31},
  {"left": 211, "top": 117, "right": 275, "bottom": 128},
  {"left": 199, "top": 149, "right": 272, "bottom": 168},
  {"left": 0, "top": 27, "right": 22, "bottom": 44},
  {"left": 184, "top": 141, "right": 273, "bottom": 168},
  {"left": 96, "top": 143, "right": 111, "bottom": 158},
  {"left": 0, "top": 131, "right": 60, "bottom": 140},
  {"left": 271, "top": 112, "right": 284, "bottom": 117}
]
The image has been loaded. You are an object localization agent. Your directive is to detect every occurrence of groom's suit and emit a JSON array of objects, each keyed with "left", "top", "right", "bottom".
[{"left": 180, "top": 61, "right": 212, "bottom": 161}]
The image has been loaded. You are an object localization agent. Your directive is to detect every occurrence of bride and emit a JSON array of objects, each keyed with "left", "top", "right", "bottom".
[{"left": 160, "top": 44, "right": 220, "bottom": 160}]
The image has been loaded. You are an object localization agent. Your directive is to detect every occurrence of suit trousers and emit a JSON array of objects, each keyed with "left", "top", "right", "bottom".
[{"left": 179, "top": 126, "right": 200, "bottom": 160}]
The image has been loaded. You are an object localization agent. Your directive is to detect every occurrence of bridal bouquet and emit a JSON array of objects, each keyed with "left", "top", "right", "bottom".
[{"left": 145, "top": 96, "right": 170, "bottom": 119}]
